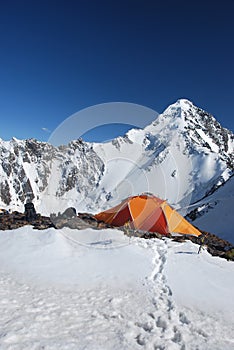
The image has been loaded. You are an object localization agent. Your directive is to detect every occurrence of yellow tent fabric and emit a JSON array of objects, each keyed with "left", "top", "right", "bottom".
[{"left": 95, "top": 194, "right": 201, "bottom": 237}]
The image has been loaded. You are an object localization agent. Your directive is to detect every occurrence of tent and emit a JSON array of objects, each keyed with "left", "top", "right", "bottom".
[{"left": 95, "top": 194, "right": 201, "bottom": 236}]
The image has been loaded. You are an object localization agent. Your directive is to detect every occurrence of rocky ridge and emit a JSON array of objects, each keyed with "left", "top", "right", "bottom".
[
  {"left": 0, "top": 206, "right": 233, "bottom": 261},
  {"left": 0, "top": 138, "right": 104, "bottom": 210}
]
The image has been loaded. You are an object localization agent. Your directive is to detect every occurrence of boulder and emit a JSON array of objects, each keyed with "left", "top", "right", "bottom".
[{"left": 61, "top": 207, "right": 77, "bottom": 219}]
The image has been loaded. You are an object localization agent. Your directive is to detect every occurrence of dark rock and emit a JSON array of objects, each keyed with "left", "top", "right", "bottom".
[
  {"left": 53, "top": 216, "right": 94, "bottom": 230},
  {"left": 78, "top": 212, "right": 98, "bottom": 225},
  {"left": 24, "top": 202, "right": 37, "bottom": 222},
  {"left": 61, "top": 207, "right": 77, "bottom": 219},
  {"left": 172, "top": 230, "right": 234, "bottom": 261},
  {"left": 0, "top": 181, "right": 11, "bottom": 205},
  {"left": 0, "top": 209, "right": 54, "bottom": 230}
]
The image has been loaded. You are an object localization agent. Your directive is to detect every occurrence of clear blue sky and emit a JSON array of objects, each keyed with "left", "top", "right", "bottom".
[{"left": 0, "top": 0, "right": 233, "bottom": 142}]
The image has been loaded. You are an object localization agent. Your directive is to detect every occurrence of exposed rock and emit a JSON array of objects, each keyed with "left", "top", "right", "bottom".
[
  {"left": 51, "top": 210, "right": 98, "bottom": 229},
  {"left": 0, "top": 210, "right": 55, "bottom": 230},
  {"left": 24, "top": 202, "right": 37, "bottom": 222},
  {"left": 78, "top": 212, "right": 99, "bottom": 225},
  {"left": 0, "top": 181, "right": 11, "bottom": 205},
  {"left": 0, "top": 138, "right": 105, "bottom": 208},
  {"left": 172, "top": 230, "right": 234, "bottom": 261},
  {"left": 53, "top": 216, "right": 95, "bottom": 230},
  {"left": 61, "top": 207, "right": 77, "bottom": 219}
]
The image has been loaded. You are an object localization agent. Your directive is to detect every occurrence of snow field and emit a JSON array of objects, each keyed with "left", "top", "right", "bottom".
[
  {"left": 189, "top": 176, "right": 234, "bottom": 244},
  {"left": 0, "top": 227, "right": 233, "bottom": 349}
]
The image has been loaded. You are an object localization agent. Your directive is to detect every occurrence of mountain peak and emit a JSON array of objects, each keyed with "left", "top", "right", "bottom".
[
  {"left": 158, "top": 99, "right": 194, "bottom": 123},
  {"left": 145, "top": 99, "right": 234, "bottom": 168},
  {"left": 175, "top": 98, "right": 194, "bottom": 107}
]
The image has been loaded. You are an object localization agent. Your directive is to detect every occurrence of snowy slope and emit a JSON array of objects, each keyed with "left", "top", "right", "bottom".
[
  {"left": 186, "top": 176, "right": 234, "bottom": 244},
  {"left": 0, "top": 227, "right": 233, "bottom": 349}
]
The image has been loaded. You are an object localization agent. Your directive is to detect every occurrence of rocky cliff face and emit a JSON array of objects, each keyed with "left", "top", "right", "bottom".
[
  {"left": 0, "top": 99, "right": 233, "bottom": 214},
  {"left": 0, "top": 138, "right": 104, "bottom": 212}
]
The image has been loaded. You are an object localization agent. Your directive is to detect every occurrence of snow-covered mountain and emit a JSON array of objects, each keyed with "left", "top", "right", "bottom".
[
  {"left": 0, "top": 138, "right": 105, "bottom": 213},
  {"left": 0, "top": 99, "right": 233, "bottom": 220},
  {"left": 186, "top": 175, "right": 234, "bottom": 243},
  {"left": 92, "top": 99, "right": 233, "bottom": 213}
]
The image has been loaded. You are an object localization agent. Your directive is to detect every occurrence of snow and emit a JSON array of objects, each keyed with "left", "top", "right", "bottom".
[
  {"left": 90, "top": 119, "right": 229, "bottom": 216},
  {"left": 193, "top": 152, "right": 224, "bottom": 183},
  {"left": 126, "top": 128, "right": 146, "bottom": 145},
  {"left": 195, "top": 128, "right": 219, "bottom": 153},
  {"left": 165, "top": 240, "right": 234, "bottom": 318},
  {"left": 192, "top": 176, "right": 234, "bottom": 244},
  {"left": 0, "top": 226, "right": 233, "bottom": 349},
  {"left": 0, "top": 227, "right": 151, "bottom": 289}
]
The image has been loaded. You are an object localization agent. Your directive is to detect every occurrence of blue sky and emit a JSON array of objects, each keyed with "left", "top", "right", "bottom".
[{"left": 0, "top": 0, "right": 233, "bottom": 142}]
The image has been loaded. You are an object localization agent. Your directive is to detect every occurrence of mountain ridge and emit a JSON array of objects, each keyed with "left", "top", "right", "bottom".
[{"left": 0, "top": 99, "right": 233, "bottom": 223}]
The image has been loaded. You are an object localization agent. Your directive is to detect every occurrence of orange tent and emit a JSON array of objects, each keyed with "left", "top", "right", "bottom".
[{"left": 95, "top": 194, "right": 201, "bottom": 236}]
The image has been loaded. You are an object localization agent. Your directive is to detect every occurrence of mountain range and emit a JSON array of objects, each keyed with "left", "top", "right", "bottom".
[{"left": 0, "top": 99, "right": 233, "bottom": 241}]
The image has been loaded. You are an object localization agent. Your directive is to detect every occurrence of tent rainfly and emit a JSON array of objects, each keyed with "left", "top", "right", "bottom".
[{"left": 95, "top": 194, "right": 201, "bottom": 237}]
